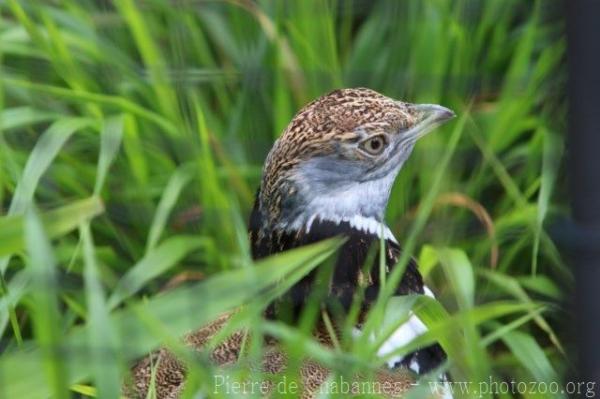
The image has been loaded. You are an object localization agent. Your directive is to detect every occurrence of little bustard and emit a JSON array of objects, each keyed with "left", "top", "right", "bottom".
[{"left": 129, "top": 88, "right": 455, "bottom": 398}]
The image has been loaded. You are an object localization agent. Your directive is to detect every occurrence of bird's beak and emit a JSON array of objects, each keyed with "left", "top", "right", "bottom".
[{"left": 404, "top": 104, "right": 455, "bottom": 141}]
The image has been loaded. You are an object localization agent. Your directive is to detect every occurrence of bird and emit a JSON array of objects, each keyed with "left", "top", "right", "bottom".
[
  {"left": 249, "top": 87, "right": 454, "bottom": 373},
  {"left": 127, "top": 88, "right": 455, "bottom": 398}
]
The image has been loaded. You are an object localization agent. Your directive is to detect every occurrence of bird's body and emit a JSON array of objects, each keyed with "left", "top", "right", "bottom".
[
  {"left": 250, "top": 88, "right": 453, "bottom": 375},
  {"left": 250, "top": 211, "right": 448, "bottom": 375},
  {"left": 127, "top": 88, "right": 455, "bottom": 398}
]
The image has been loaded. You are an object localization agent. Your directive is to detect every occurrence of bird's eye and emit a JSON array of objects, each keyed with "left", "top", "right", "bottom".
[{"left": 360, "top": 135, "right": 387, "bottom": 156}]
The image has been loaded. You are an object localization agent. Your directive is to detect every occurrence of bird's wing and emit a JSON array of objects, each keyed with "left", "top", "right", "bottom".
[{"left": 125, "top": 311, "right": 420, "bottom": 399}]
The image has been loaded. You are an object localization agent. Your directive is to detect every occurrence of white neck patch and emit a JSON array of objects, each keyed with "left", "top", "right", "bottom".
[
  {"left": 279, "top": 163, "right": 401, "bottom": 243},
  {"left": 301, "top": 213, "right": 398, "bottom": 243}
]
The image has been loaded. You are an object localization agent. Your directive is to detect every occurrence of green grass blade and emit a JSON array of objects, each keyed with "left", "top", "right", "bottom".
[
  {"left": 437, "top": 247, "right": 475, "bottom": 310},
  {"left": 478, "top": 269, "right": 564, "bottom": 354},
  {"left": 532, "top": 128, "right": 563, "bottom": 275},
  {"left": 501, "top": 329, "right": 557, "bottom": 383},
  {"left": 108, "top": 235, "right": 208, "bottom": 310},
  {"left": 7, "top": 117, "right": 94, "bottom": 214},
  {"left": 0, "top": 270, "right": 29, "bottom": 344},
  {"left": 0, "top": 106, "right": 58, "bottom": 131},
  {"left": 1, "top": 78, "right": 177, "bottom": 135},
  {"left": 24, "top": 209, "right": 69, "bottom": 398},
  {"left": 0, "top": 196, "right": 104, "bottom": 258},
  {"left": 0, "top": 197, "right": 103, "bottom": 338},
  {"left": 145, "top": 166, "right": 194, "bottom": 252},
  {"left": 80, "top": 223, "right": 122, "bottom": 398},
  {"left": 94, "top": 115, "right": 124, "bottom": 195},
  {"left": 0, "top": 115, "right": 95, "bottom": 278},
  {"left": 0, "top": 238, "right": 342, "bottom": 399},
  {"left": 113, "top": 0, "right": 177, "bottom": 119}
]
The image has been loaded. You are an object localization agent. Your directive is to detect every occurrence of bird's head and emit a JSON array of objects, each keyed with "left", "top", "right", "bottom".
[{"left": 258, "top": 88, "right": 454, "bottom": 237}]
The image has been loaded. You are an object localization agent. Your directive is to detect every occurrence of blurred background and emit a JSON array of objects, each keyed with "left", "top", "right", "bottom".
[{"left": 0, "top": 0, "right": 575, "bottom": 398}]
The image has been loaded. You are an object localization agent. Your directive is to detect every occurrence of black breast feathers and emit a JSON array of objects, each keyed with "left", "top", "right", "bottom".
[
  {"left": 250, "top": 195, "right": 422, "bottom": 310},
  {"left": 248, "top": 191, "right": 447, "bottom": 375}
]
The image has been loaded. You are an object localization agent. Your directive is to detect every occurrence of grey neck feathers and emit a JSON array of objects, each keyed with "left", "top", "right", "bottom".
[{"left": 261, "top": 162, "right": 403, "bottom": 243}]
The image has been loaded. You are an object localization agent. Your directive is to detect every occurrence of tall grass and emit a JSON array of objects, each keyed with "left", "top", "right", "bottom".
[{"left": 0, "top": 1, "right": 568, "bottom": 398}]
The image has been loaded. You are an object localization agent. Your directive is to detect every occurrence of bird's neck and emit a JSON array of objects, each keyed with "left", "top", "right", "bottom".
[
  {"left": 297, "top": 213, "right": 397, "bottom": 243},
  {"left": 250, "top": 190, "right": 398, "bottom": 260},
  {"left": 266, "top": 175, "right": 399, "bottom": 242}
]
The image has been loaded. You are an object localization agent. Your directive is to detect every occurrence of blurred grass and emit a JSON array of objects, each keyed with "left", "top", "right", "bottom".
[{"left": 0, "top": 0, "right": 568, "bottom": 398}]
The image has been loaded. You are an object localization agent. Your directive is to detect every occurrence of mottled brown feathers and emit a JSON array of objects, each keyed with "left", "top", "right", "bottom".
[{"left": 125, "top": 311, "right": 417, "bottom": 398}]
